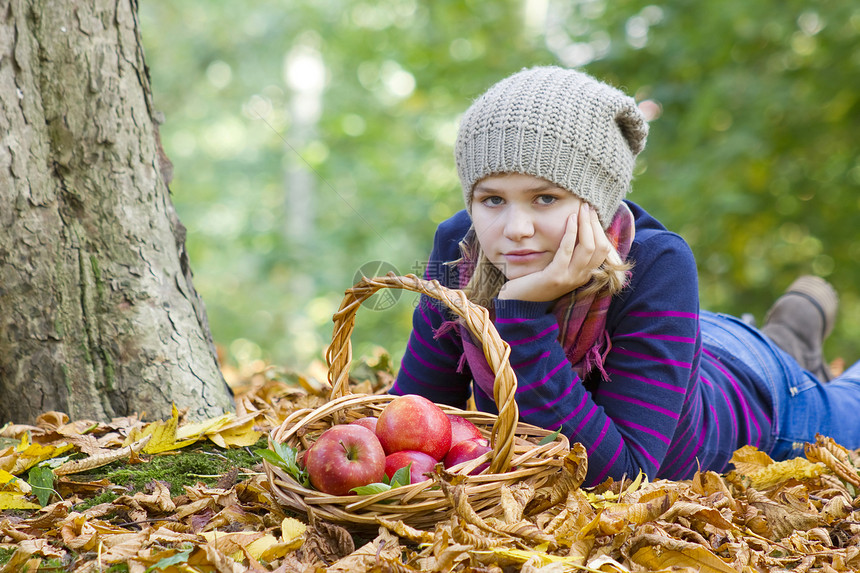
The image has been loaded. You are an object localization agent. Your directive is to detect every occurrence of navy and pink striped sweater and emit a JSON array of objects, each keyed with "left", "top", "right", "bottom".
[{"left": 392, "top": 202, "right": 774, "bottom": 486}]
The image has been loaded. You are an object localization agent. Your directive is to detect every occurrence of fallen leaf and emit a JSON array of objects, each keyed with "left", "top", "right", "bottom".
[
  {"left": 326, "top": 527, "right": 401, "bottom": 573},
  {"left": 586, "top": 554, "right": 632, "bottom": 572},
  {"left": 280, "top": 516, "right": 307, "bottom": 548},
  {"left": 632, "top": 544, "right": 737, "bottom": 572},
  {"left": 660, "top": 501, "right": 737, "bottom": 531},
  {"left": 484, "top": 546, "right": 584, "bottom": 567},
  {"left": 53, "top": 435, "right": 151, "bottom": 476},
  {"left": 523, "top": 443, "right": 588, "bottom": 517},
  {"left": 134, "top": 404, "right": 200, "bottom": 454},
  {"left": 243, "top": 533, "right": 283, "bottom": 560},
  {"left": 175, "top": 414, "right": 235, "bottom": 441},
  {"left": 747, "top": 489, "right": 820, "bottom": 540},
  {"left": 3, "top": 435, "right": 74, "bottom": 475},
  {"left": 729, "top": 457, "right": 827, "bottom": 490},
  {"left": 728, "top": 445, "right": 775, "bottom": 476},
  {"left": 201, "top": 530, "right": 266, "bottom": 560},
  {"left": 0, "top": 469, "right": 30, "bottom": 492},
  {"left": 297, "top": 520, "right": 355, "bottom": 564},
  {"left": 206, "top": 416, "right": 262, "bottom": 448},
  {"left": 0, "top": 491, "right": 40, "bottom": 510}
]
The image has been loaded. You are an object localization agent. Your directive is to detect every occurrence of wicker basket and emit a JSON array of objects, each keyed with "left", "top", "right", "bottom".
[{"left": 264, "top": 274, "right": 570, "bottom": 529}]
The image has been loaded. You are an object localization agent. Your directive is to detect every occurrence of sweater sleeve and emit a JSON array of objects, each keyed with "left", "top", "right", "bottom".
[
  {"left": 491, "top": 232, "right": 700, "bottom": 486},
  {"left": 391, "top": 214, "right": 473, "bottom": 408}
]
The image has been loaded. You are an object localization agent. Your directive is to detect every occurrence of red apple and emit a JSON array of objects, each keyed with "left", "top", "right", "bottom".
[
  {"left": 376, "top": 395, "right": 452, "bottom": 460},
  {"left": 447, "top": 414, "right": 486, "bottom": 446},
  {"left": 304, "top": 425, "right": 386, "bottom": 495},
  {"left": 384, "top": 450, "right": 437, "bottom": 484},
  {"left": 300, "top": 446, "right": 312, "bottom": 468},
  {"left": 351, "top": 416, "right": 378, "bottom": 433},
  {"left": 443, "top": 438, "right": 493, "bottom": 475}
]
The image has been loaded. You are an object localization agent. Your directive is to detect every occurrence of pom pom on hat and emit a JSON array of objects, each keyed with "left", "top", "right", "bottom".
[{"left": 455, "top": 66, "right": 649, "bottom": 229}]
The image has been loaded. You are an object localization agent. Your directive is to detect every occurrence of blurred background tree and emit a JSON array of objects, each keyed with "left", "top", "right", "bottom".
[{"left": 139, "top": 0, "right": 860, "bottom": 374}]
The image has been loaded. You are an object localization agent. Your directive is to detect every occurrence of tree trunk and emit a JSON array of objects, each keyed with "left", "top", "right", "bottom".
[{"left": 0, "top": 0, "right": 234, "bottom": 423}]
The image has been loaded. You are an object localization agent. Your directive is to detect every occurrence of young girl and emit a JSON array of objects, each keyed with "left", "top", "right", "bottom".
[{"left": 391, "top": 66, "right": 860, "bottom": 487}]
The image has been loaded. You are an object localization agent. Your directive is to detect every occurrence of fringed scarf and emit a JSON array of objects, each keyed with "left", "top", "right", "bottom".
[{"left": 453, "top": 203, "right": 635, "bottom": 400}]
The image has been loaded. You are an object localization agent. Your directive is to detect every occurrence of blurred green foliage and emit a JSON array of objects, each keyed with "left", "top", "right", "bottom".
[{"left": 139, "top": 1, "right": 860, "bottom": 372}]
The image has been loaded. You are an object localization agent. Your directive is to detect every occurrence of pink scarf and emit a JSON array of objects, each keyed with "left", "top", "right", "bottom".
[{"left": 454, "top": 203, "right": 635, "bottom": 399}]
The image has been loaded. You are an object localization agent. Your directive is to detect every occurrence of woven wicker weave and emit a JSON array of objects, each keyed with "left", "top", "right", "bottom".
[{"left": 264, "top": 274, "right": 570, "bottom": 529}]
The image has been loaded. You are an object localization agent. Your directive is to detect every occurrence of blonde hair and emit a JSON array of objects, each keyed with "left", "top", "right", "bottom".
[{"left": 457, "top": 232, "right": 631, "bottom": 309}]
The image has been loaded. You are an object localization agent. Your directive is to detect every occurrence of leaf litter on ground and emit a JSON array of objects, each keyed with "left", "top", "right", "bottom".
[{"left": 1, "top": 352, "right": 860, "bottom": 572}]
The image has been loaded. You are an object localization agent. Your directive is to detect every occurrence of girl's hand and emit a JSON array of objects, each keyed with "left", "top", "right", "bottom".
[{"left": 497, "top": 203, "right": 611, "bottom": 302}]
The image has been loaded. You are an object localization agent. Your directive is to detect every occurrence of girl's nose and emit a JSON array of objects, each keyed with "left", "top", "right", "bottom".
[{"left": 503, "top": 207, "right": 535, "bottom": 240}]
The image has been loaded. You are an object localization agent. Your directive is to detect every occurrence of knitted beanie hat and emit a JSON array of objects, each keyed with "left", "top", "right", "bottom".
[{"left": 455, "top": 66, "right": 649, "bottom": 229}]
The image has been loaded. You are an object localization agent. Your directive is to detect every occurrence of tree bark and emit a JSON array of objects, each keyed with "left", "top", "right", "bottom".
[{"left": 0, "top": 0, "right": 234, "bottom": 423}]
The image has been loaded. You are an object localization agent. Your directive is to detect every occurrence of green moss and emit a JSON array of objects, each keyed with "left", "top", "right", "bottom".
[
  {"left": 89, "top": 255, "right": 102, "bottom": 286},
  {"left": 81, "top": 341, "right": 93, "bottom": 364},
  {"left": 61, "top": 363, "right": 73, "bottom": 396},
  {"left": 75, "top": 489, "right": 119, "bottom": 512},
  {"left": 70, "top": 438, "right": 266, "bottom": 499},
  {"left": 0, "top": 547, "right": 14, "bottom": 565},
  {"left": 37, "top": 557, "right": 67, "bottom": 570},
  {"left": 100, "top": 348, "right": 115, "bottom": 391}
]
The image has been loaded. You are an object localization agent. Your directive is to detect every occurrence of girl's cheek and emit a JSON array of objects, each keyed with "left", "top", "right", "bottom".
[{"left": 548, "top": 213, "right": 573, "bottom": 245}]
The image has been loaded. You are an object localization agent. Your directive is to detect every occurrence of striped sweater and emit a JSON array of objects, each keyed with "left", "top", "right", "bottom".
[{"left": 392, "top": 202, "right": 774, "bottom": 486}]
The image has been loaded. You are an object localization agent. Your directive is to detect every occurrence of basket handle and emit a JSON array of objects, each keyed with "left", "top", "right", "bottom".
[{"left": 326, "top": 273, "right": 519, "bottom": 474}]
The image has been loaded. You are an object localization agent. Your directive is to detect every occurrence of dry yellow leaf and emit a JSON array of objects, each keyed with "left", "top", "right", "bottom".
[
  {"left": 805, "top": 441, "right": 860, "bottom": 488},
  {"left": 0, "top": 492, "right": 40, "bottom": 510},
  {"left": 661, "top": 501, "right": 737, "bottom": 531},
  {"left": 200, "top": 530, "right": 265, "bottom": 554},
  {"left": 92, "top": 536, "right": 148, "bottom": 565},
  {"left": 188, "top": 544, "right": 247, "bottom": 573},
  {"left": 0, "top": 547, "right": 37, "bottom": 572},
  {"left": 586, "top": 489, "right": 620, "bottom": 507},
  {"left": 16, "top": 538, "right": 65, "bottom": 558},
  {"left": 280, "top": 516, "right": 307, "bottom": 548},
  {"left": 376, "top": 517, "right": 434, "bottom": 545},
  {"left": 137, "top": 404, "right": 199, "bottom": 454},
  {"left": 523, "top": 443, "right": 588, "bottom": 517},
  {"left": 632, "top": 544, "right": 737, "bottom": 573},
  {"left": 692, "top": 470, "right": 735, "bottom": 502},
  {"left": 175, "top": 413, "right": 235, "bottom": 441},
  {"left": 757, "top": 458, "right": 827, "bottom": 490},
  {"left": 729, "top": 445, "right": 775, "bottom": 476},
  {"left": 597, "top": 491, "right": 675, "bottom": 535},
  {"left": 327, "top": 528, "right": 402, "bottom": 573},
  {"left": 131, "top": 480, "right": 176, "bottom": 513},
  {"left": 257, "top": 539, "right": 298, "bottom": 562},
  {"left": 5, "top": 435, "right": 74, "bottom": 475},
  {"left": 243, "top": 534, "right": 282, "bottom": 560},
  {"left": 587, "top": 554, "right": 633, "bottom": 572},
  {"left": 729, "top": 457, "right": 828, "bottom": 490},
  {"left": 0, "top": 469, "right": 30, "bottom": 493},
  {"left": 485, "top": 546, "right": 584, "bottom": 567},
  {"left": 545, "top": 487, "right": 596, "bottom": 544},
  {"left": 620, "top": 470, "right": 647, "bottom": 501},
  {"left": 53, "top": 435, "right": 151, "bottom": 476},
  {"left": 175, "top": 412, "right": 262, "bottom": 448},
  {"left": 206, "top": 417, "right": 262, "bottom": 448},
  {"left": 747, "top": 489, "right": 820, "bottom": 540}
]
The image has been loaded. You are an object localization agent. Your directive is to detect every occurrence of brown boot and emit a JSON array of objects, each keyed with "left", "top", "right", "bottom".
[{"left": 761, "top": 275, "right": 838, "bottom": 381}]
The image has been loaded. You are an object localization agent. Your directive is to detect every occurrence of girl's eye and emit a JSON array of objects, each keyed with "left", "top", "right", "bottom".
[
  {"left": 481, "top": 196, "right": 504, "bottom": 206},
  {"left": 536, "top": 195, "right": 557, "bottom": 205}
]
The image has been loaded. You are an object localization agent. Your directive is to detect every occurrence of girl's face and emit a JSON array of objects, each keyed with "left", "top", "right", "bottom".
[{"left": 471, "top": 173, "right": 583, "bottom": 280}]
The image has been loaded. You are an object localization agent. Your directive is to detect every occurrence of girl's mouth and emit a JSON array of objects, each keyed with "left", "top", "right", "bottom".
[{"left": 504, "top": 250, "right": 544, "bottom": 262}]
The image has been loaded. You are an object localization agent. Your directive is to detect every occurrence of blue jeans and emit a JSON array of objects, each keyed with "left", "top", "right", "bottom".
[{"left": 700, "top": 310, "right": 860, "bottom": 460}]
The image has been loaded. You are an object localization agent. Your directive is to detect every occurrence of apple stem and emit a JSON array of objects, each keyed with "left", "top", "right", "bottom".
[{"left": 339, "top": 440, "right": 357, "bottom": 460}]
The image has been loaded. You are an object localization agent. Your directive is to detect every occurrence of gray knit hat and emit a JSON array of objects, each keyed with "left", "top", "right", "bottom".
[{"left": 455, "top": 66, "right": 649, "bottom": 229}]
